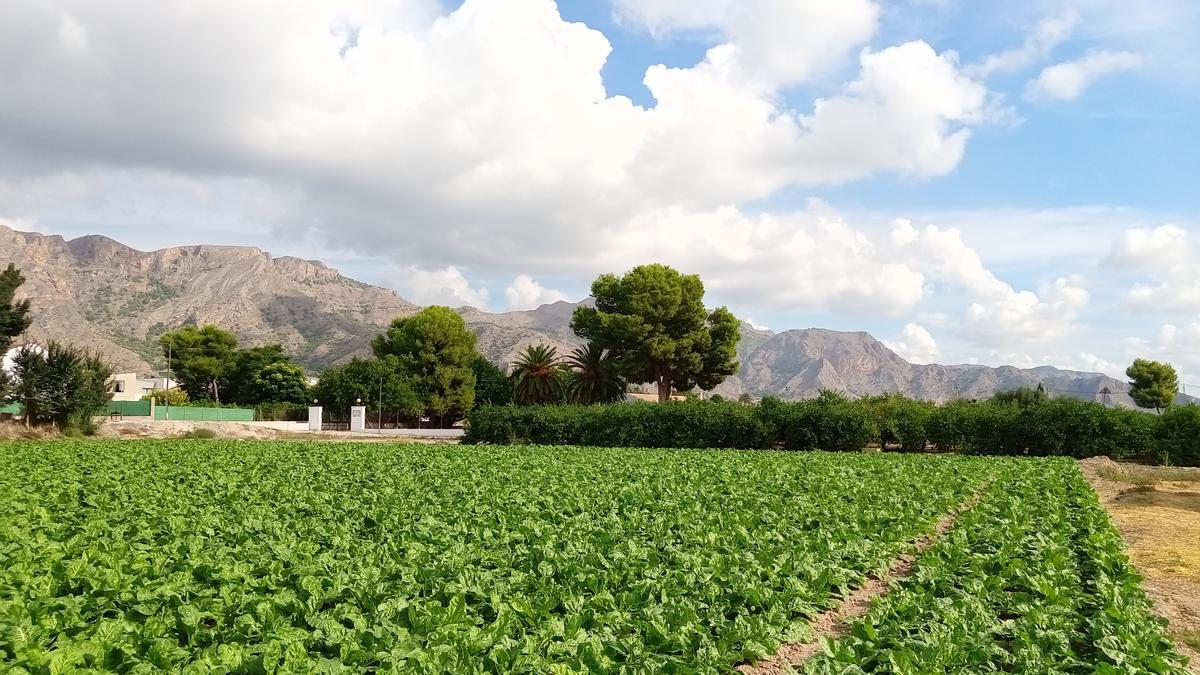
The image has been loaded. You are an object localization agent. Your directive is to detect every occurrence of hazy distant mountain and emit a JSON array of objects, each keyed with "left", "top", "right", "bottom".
[{"left": 1, "top": 224, "right": 1167, "bottom": 406}]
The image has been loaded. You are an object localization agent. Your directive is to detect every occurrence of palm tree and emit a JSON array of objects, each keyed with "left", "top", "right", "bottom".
[
  {"left": 510, "top": 344, "right": 566, "bottom": 405},
  {"left": 565, "top": 343, "right": 626, "bottom": 404}
]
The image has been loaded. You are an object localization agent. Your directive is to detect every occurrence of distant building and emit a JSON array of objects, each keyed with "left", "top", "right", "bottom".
[{"left": 107, "top": 373, "right": 178, "bottom": 402}]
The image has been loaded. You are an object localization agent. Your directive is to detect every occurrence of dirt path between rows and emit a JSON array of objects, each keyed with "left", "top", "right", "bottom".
[
  {"left": 1078, "top": 457, "right": 1200, "bottom": 672},
  {"left": 737, "top": 484, "right": 990, "bottom": 675}
]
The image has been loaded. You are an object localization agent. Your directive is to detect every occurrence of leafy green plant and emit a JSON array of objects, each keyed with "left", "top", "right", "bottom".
[
  {"left": 0, "top": 441, "right": 995, "bottom": 673},
  {"left": 509, "top": 344, "right": 566, "bottom": 405},
  {"left": 804, "top": 459, "right": 1189, "bottom": 674}
]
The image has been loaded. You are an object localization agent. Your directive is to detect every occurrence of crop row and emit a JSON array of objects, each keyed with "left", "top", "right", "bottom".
[
  {"left": 803, "top": 459, "right": 1188, "bottom": 674},
  {"left": 0, "top": 441, "right": 994, "bottom": 673}
]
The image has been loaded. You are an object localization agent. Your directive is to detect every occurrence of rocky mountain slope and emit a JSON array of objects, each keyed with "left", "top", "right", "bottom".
[{"left": 1, "top": 224, "right": 1158, "bottom": 406}]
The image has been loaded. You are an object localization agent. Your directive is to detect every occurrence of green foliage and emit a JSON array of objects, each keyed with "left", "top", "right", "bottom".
[
  {"left": 471, "top": 355, "right": 512, "bottom": 407},
  {"left": 160, "top": 325, "right": 238, "bottom": 403},
  {"left": 564, "top": 343, "right": 626, "bottom": 404},
  {"left": 466, "top": 401, "right": 773, "bottom": 449},
  {"left": 805, "top": 459, "right": 1189, "bottom": 674},
  {"left": 142, "top": 387, "right": 189, "bottom": 406},
  {"left": 0, "top": 441, "right": 994, "bottom": 672},
  {"left": 222, "top": 344, "right": 295, "bottom": 406},
  {"left": 9, "top": 342, "right": 112, "bottom": 433},
  {"left": 314, "top": 357, "right": 422, "bottom": 418},
  {"left": 861, "top": 394, "right": 936, "bottom": 452},
  {"left": 0, "top": 263, "right": 32, "bottom": 354},
  {"left": 773, "top": 397, "right": 878, "bottom": 453},
  {"left": 571, "top": 264, "right": 740, "bottom": 401},
  {"left": 1158, "top": 404, "right": 1200, "bottom": 466},
  {"left": 251, "top": 361, "right": 309, "bottom": 404},
  {"left": 1127, "top": 358, "right": 1179, "bottom": 413},
  {"left": 372, "top": 306, "right": 477, "bottom": 422},
  {"left": 991, "top": 384, "right": 1049, "bottom": 407},
  {"left": 509, "top": 344, "right": 566, "bottom": 405},
  {"left": 467, "top": 395, "right": 1185, "bottom": 464}
]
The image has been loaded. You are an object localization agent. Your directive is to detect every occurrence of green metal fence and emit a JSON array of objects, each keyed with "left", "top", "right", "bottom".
[
  {"left": 154, "top": 406, "right": 254, "bottom": 422},
  {"left": 107, "top": 400, "right": 152, "bottom": 417}
]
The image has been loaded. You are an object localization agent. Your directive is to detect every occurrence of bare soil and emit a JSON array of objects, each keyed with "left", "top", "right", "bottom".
[
  {"left": 1078, "top": 457, "right": 1200, "bottom": 671},
  {"left": 737, "top": 486, "right": 989, "bottom": 674}
]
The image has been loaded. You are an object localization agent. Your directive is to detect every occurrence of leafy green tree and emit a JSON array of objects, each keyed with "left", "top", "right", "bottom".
[
  {"left": 472, "top": 355, "right": 512, "bottom": 407},
  {"left": 222, "top": 344, "right": 293, "bottom": 405},
  {"left": 992, "top": 384, "right": 1048, "bottom": 408},
  {"left": 253, "top": 361, "right": 310, "bottom": 404},
  {"left": 314, "top": 357, "right": 421, "bottom": 421},
  {"left": 372, "top": 307, "right": 476, "bottom": 424},
  {"left": 160, "top": 325, "right": 238, "bottom": 403},
  {"left": 10, "top": 342, "right": 112, "bottom": 432},
  {"left": 571, "top": 264, "right": 740, "bottom": 402},
  {"left": 510, "top": 345, "right": 567, "bottom": 405},
  {"left": 738, "top": 393, "right": 754, "bottom": 405},
  {"left": 0, "top": 263, "right": 32, "bottom": 355},
  {"left": 1126, "top": 358, "right": 1178, "bottom": 413},
  {"left": 565, "top": 343, "right": 626, "bottom": 405}
]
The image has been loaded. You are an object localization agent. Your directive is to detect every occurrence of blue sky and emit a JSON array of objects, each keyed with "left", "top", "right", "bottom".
[{"left": 1, "top": 0, "right": 1199, "bottom": 384}]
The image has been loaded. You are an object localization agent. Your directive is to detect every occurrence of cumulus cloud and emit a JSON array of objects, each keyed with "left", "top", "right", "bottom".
[
  {"left": 889, "top": 220, "right": 1089, "bottom": 343},
  {"left": 1106, "top": 225, "right": 1200, "bottom": 313},
  {"left": 0, "top": 1, "right": 994, "bottom": 280},
  {"left": 968, "top": 9, "right": 1079, "bottom": 78},
  {"left": 885, "top": 323, "right": 940, "bottom": 363},
  {"left": 504, "top": 275, "right": 568, "bottom": 311},
  {"left": 390, "top": 266, "right": 489, "bottom": 309},
  {"left": 612, "top": 0, "right": 879, "bottom": 86},
  {"left": 1026, "top": 50, "right": 1143, "bottom": 101},
  {"left": 1123, "top": 322, "right": 1200, "bottom": 385}
]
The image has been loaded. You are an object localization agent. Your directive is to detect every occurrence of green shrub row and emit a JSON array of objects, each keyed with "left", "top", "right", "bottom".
[{"left": 464, "top": 396, "right": 1200, "bottom": 465}]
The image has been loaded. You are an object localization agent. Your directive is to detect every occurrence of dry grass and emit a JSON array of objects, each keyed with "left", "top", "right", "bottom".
[
  {"left": 1080, "top": 457, "right": 1200, "bottom": 670},
  {"left": 1095, "top": 464, "right": 1200, "bottom": 487},
  {"left": 0, "top": 422, "right": 59, "bottom": 440}
]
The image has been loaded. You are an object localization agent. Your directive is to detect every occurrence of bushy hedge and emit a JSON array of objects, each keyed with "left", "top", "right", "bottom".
[
  {"left": 465, "top": 397, "right": 1200, "bottom": 466},
  {"left": 1158, "top": 404, "right": 1200, "bottom": 466},
  {"left": 465, "top": 402, "right": 772, "bottom": 449}
]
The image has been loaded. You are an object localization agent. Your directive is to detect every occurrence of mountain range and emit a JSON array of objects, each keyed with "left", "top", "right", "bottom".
[{"left": 0, "top": 224, "right": 1159, "bottom": 406}]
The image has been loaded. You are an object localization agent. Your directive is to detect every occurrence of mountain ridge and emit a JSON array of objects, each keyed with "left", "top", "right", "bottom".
[{"left": 0, "top": 223, "right": 1164, "bottom": 406}]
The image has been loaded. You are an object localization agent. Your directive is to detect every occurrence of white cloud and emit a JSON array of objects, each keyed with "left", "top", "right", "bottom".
[
  {"left": 1026, "top": 50, "right": 1143, "bottom": 101},
  {"left": 1107, "top": 225, "right": 1200, "bottom": 313},
  {"left": 391, "top": 265, "right": 489, "bottom": 309},
  {"left": 744, "top": 319, "right": 769, "bottom": 331},
  {"left": 504, "top": 275, "right": 568, "bottom": 311},
  {"left": 890, "top": 219, "right": 1090, "bottom": 343},
  {"left": 612, "top": 0, "right": 880, "bottom": 86},
  {"left": 0, "top": 1, "right": 995, "bottom": 277},
  {"left": 968, "top": 9, "right": 1079, "bottom": 78},
  {"left": 1122, "top": 321, "right": 1200, "bottom": 386},
  {"left": 885, "top": 323, "right": 940, "bottom": 363}
]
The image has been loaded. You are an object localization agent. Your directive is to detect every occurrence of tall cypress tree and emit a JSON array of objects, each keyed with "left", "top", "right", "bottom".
[{"left": 0, "top": 264, "right": 33, "bottom": 353}]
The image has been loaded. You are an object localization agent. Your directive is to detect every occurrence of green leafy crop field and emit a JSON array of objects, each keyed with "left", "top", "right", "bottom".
[{"left": 0, "top": 441, "right": 1186, "bottom": 674}]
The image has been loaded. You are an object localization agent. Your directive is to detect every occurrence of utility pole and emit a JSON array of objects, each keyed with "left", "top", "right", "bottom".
[{"left": 378, "top": 375, "right": 383, "bottom": 435}]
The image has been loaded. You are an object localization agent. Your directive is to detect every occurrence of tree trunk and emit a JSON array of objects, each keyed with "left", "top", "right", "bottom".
[{"left": 657, "top": 367, "right": 671, "bottom": 402}]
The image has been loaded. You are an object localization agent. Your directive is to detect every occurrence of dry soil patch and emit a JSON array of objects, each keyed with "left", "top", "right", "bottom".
[{"left": 1079, "top": 457, "right": 1200, "bottom": 670}]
